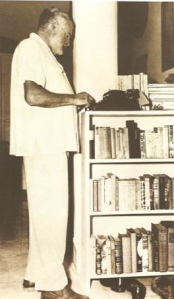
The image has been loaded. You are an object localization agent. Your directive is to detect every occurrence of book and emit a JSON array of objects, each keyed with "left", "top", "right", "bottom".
[
  {"left": 143, "top": 174, "right": 154, "bottom": 210},
  {"left": 152, "top": 175, "right": 160, "bottom": 210},
  {"left": 134, "top": 228, "right": 143, "bottom": 272},
  {"left": 151, "top": 223, "right": 168, "bottom": 272},
  {"left": 114, "top": 236, "right": 123, "bottom": 274},
  {"left": 126, "top": 120, "right": 136, "bottom": 158},
  {"left": 147, "top": 230, "right": 154, "bottom": 272},
  {"left": 169, "top": 178, "right": 174, "bottom": 209},
  {"left": 168, "top": 125, "right": 174, "bottom": 158},
  {"left": 138, "top": 227, "right": 148, "bottom": 272},
  {"left": 96, "top": 237, "right": 102, "bottom": 275},
  {"left": 153, "top": 174, "right": 166, "bottom": 209},
  {"left": 140, "top": 130, "right": 146, "bottom": 158},
  {"left": 139, "top": 176, "right": 146, "bottom": 210},
  {"left": 123, "top": 127, "right": 130, "bottom": 159},
  {"left": 163, "top": 175, "right": 172, "bottom": 210},
  {"left": 100, "top": 127, "right": 112, "bottom": 159},
  {"left": 127, "top": 228, "right": 137, "bottom": 273},
  {"left": 108, "top": 235, "right": 116, "bottom": 274},
  {"left": 98, "top": 235, "right": 108, "bottom": 274},
  {"left": 93, "top": 179, "right": 98, "bottom": 212},
  {"left": 163, "top": 125, "right": 169, "bottom": 158},
  {"left": 107, "top": 173, "right": 117, "bottom": 212},
  {"left": 110, "top": 127, "right": 116, "bottom": 159},
  {"left": 118, "top": 179, "right": 130, "bottom": 211},
  {"left": 160, "top": 221, "right": 174, "bottom": 272},
  {"left": 135, "top": 179, "right": 141, "bottom": 210},
  {"left": 94, "top": 126, "right": 101, "bottom": 159},
  {"left": 105, "top": 236, "right": 111, "bottom": 274},
  {"left": 118, "top": 233, "right": 132, "bottom": 273}
]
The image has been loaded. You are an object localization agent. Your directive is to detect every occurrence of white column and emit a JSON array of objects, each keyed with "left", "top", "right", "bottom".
[
  {"left": 70, "top": 2, "right": 118, "bottom": 296},
  {"left": 73, "top": 1, "right": 118, "bottom": 102}
]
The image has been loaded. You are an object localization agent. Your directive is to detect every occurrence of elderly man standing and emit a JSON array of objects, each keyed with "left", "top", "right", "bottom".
[{"left": 10, "top": 6, "right": 95, "bottom": 299}]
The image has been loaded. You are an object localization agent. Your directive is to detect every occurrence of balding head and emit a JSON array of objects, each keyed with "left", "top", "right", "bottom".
[{"left": 37, "top": 6, "right": 73, "bottom": 31}]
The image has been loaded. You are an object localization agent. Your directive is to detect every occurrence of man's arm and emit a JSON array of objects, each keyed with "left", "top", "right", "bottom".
[{"left": 24, "top": 80, "right": 95, "bottom": 108}]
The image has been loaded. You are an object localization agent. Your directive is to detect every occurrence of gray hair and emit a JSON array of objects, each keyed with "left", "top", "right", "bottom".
[{"left": 37, "top": 6, "right": 73, "bottom": 30}]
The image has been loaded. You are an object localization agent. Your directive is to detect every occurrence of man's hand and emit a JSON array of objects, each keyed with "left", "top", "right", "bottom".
[{"left": 74, "top": 92, "right": 96, "bottom": 108}]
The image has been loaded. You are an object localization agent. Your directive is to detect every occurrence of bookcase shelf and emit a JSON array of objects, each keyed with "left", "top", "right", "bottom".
[
  {"left": 90, "top": 210, "right": 174, "bottom": 216},
  {"left": 90, "top": 271, "right": 174, "bottom": 280},
  {"left": 74, "top": 109, "right": 174, "bottom": 296},
  {"left": 89, "top": 158, "right": 174, "bottom": 164}
]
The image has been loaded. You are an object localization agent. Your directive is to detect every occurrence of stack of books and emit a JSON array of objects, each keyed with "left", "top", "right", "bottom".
[
  {"left": 90, "top": 173, "right": 174, "bottom": 212},
  {"left": 148, "top": 84, "right": 174, "bottom": 110},
  {"left": 90, "top": 221, "right": 174, "bottom": 275},
  {"left": 117, "top": 73, "right": 148, "bottom": 96},
  {"left": 93, "top": 122, "right": 174, "bottom": 159}
]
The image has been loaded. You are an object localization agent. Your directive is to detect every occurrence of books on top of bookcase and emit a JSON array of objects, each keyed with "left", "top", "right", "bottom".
[{"left": 148, "top": 84, "right": 174, "bottom": 110}]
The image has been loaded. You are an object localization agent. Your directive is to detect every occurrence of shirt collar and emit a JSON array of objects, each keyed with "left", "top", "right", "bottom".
[{"left": 29, "top": 33, "right": 51, "bottom": 53}]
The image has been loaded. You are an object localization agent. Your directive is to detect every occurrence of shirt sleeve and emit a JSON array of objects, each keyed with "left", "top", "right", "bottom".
[{"left": 15, "top": 39, "right": 46, "bottom": 87}]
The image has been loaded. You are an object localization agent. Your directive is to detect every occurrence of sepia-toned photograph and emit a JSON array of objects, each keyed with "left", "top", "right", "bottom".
[{"left": 0, "top": 1, "right": 174, "bottom": 299}]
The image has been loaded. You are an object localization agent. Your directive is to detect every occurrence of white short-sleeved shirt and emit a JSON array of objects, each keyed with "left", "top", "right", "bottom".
[{"left": 10, "top": 33, "right": 79, "bottom": 156}]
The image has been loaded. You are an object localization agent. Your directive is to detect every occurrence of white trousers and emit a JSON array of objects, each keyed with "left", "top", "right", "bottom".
[{"left": 23, "top": 152, "right": 69, "bottom": 291}]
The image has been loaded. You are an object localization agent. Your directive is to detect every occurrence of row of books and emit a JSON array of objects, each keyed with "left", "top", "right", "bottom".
[
  {"left": 90, "top": 173, "right": 174, "bottom": 212},
  {"left": 90, "top": 221, "right": 174, "bottom": 275},
  {"left": 148, "top": 84, "right": 174, "bottom": 110},
  {"left": 93, "top": 121, "right": 174, "bottom": 159},
  {"left": 117, "top": 73, "right": 148, "bottom": 96}
]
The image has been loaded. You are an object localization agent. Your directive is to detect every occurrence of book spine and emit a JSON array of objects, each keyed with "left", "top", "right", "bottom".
[
  {"left": 94, "top": 126, "right": 101, "bottom": 159},
  {"left": 115, "top": 177, "right": 119, "bottom": 211},
  {"left": 145, "top": 130, "right": 152, "bottom": 158},
  {"left": 147, "top": 232, "right": 154, "bottom": 272},
  {"left": 141, "top": 232, "right": 148, "bottom": 272},
  {"left": 106, "top": 238, "right": 111, "bottom": 274},
  {"left": 153, "top": 176, "right": 160, "bottom": 209},
  {"left": 158, "top": 228, "right": 168, "bottom": 272},
  {"left": 135, "top": 180, "right": 141, "bottom": 210},
  {"left": 121, "top": 236, "right": 132, "bottom": 273},
  {"left": 127, "top": 230, "right": 137, "bottom": 273},
  {"left": 144, "top": 177, "right": 151, "bottom": 210},
  {"left": 101, "top": 127, "right": 112, "bottom": 159},
  {"left": 140, "top": 177, "right": 146, "bottom": 210},
  {"left": 163, "top": 126, "right": 169, "bottom": 158},
  {"left": 168, "top": 227, "right": 174, "bottom": 271},
  {"left": 115, "top": 238, "right": 123, "bottom": 274},
  {"left": 93, "top": 179, "right": 98, "bottom": 212},
  {"left": 136, "top": 232, "right": 143, "bottom": 272},
  {"left": 159, "top": 176, "right": 165, "bottom": 209},
  {"left": 157, "top": 127, "right": 164, "bottom": 158},
  {"left": 140, "top": 130, "right": 146, "bottom": 159},
  {"left": 169, "top": 125, "right": 174, "bottom": 158},
  {"left": 110, "top": 237, "right": 116, "bottom": 274},
  {"left": 96, "top": 247, "right": 102, "bottom": 275},
  {"left": 101, "top": 242, "right": 107, "bottom": 274},
  {"left": 111, "top": 128, "right": 116, "bottom": 159},
  {"left": 163, "top": 176, "right": 171, "bottom": 210}
]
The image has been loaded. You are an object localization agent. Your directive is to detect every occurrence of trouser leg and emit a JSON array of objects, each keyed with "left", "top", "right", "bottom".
[{"left": 24, "top": 153, "right": 69, "bottom": 291}]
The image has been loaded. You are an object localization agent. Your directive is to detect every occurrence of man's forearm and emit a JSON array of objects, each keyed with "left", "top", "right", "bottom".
[{"left": 24, "top": 80, "right": 78, "bottom": 108}]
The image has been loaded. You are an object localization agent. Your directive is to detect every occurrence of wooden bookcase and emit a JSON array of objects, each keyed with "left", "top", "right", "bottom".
[{"left": 74, "top": 110, "right": 174, "bottom": 296}]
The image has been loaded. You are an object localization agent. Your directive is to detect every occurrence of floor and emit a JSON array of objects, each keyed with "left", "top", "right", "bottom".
[{"left": 0, "top": 193, "right": 162, "bottom": 299}]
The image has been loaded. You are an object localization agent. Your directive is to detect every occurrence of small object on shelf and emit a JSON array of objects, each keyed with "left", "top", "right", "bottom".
[
  {"left": 151, "top": 276, "right": 174, "bottom": 299},
  {"left": 100, "top": 278, "right": 126, "bottom": 292},
  {"left": 125, "top": 278, "right": 146, "bottom": 299}
]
